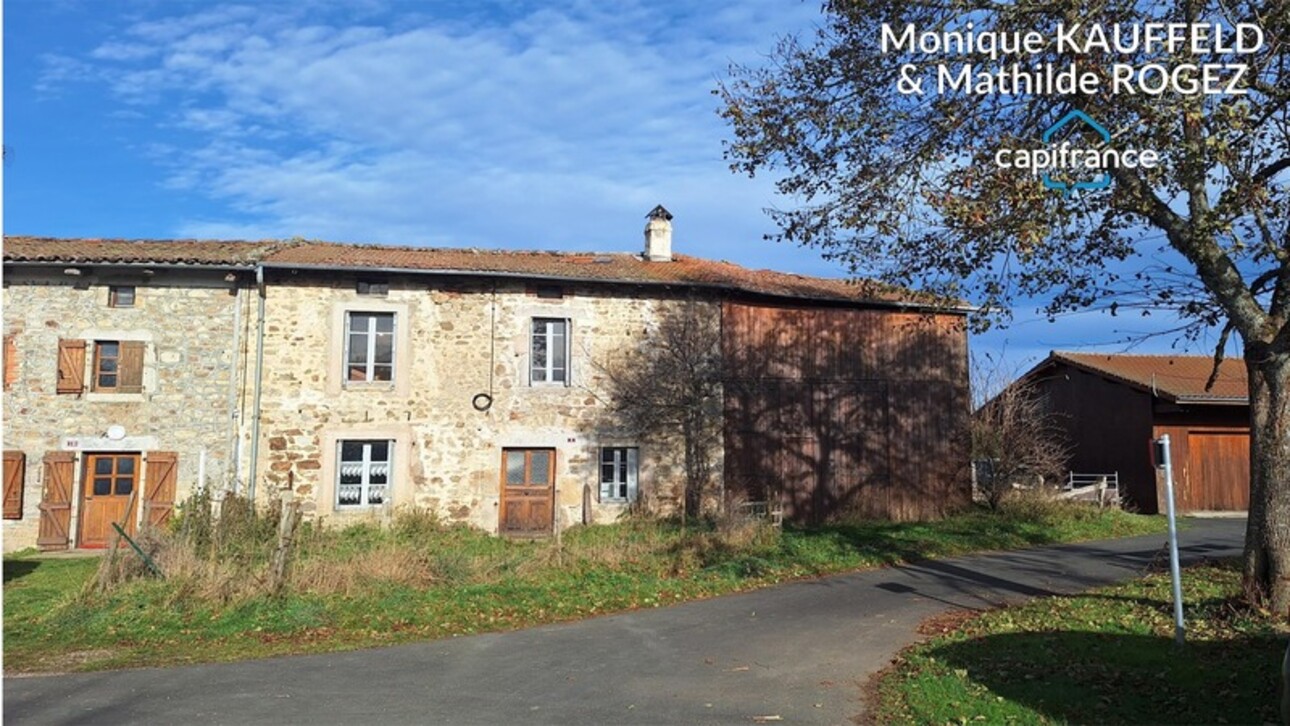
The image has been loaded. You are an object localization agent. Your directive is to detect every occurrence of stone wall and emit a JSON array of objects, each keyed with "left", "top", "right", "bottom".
[
  {"left": 252, "top": 273, "right": 714, "bottom": 532},
  {"left": 2, "top": 268, "right": 250, "bottom": 551}
]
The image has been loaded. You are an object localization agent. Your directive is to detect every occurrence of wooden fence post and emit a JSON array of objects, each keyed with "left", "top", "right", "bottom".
[{"left": 268, "top": 479, "right": 302, "bottom": 598}]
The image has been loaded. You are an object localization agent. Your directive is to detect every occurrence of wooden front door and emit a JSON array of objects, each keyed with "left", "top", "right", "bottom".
[
  {"left": 79, "top": 453, "right": 140, "bottom": 548},
  {"left": 500, "top": 448, "right": 555, "bottom": 535}
]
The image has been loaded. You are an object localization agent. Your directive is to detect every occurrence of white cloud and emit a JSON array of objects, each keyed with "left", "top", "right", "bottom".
[{"left": 41, "top": 0, "right": 834, "bottom": 275}]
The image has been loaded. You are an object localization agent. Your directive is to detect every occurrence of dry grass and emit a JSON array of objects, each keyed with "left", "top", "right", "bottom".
[{"left": 292, "top": 544, "right": 438, "bottom": 596}]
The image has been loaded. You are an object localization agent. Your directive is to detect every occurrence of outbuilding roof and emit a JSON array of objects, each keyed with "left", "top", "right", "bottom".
[
  {"left": 4, "top": 236, "right": 959, "bottom": 311},
  {"left": 1044, "top": 351, "right": 1248, "bottom": 404}
]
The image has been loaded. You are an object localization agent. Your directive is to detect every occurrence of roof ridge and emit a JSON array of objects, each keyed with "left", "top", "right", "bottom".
[{"left": 1055, "top": 351, "right": 1244, "bottom": 360}]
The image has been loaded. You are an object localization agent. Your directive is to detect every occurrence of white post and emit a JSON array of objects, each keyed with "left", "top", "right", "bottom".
[{"left": 1159, "top": 434, "right": 1185, "bottom": 646}]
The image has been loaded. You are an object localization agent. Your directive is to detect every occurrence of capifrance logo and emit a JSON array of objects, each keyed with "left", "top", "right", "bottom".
[{"left": 994, "top": 111, "right": 1160, "bottom": 195}]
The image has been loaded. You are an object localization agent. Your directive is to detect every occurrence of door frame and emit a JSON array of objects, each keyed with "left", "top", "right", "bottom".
[
  {"left": 77, "top": 451, "right": 142, "bottom": 548},
  {"left": 499, "top": 447, "right": 556, "bottom": 536}
]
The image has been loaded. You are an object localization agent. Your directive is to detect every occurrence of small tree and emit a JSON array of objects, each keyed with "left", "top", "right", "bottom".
[
  {"left": 972, "top": 376, "right": 1071, "bottom": 510},
  {"left": 599, "top": 299, "right": 725, "bottom": 523}
]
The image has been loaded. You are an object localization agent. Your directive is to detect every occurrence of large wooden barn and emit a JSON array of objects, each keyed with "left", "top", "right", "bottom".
[
  {"left": 1021, "top": 352, "right": 1250, "bottom": 514},
  {"left": 723, "top": 303, "right": 969, "bottom": 523}
]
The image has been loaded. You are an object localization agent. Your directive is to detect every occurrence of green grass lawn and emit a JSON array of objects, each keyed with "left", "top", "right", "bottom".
[
  {"left": 872, "top": 560, "right": 1285, "bottom": 725},
  {"left": 4, "top": 502, "right": 1165, "bottom": 674}
]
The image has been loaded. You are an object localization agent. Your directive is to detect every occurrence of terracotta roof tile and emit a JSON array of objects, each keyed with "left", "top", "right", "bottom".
[
  {"left": 3, "top": 237, "right": 278, "bottom": 266},
  {"left": 4, "top": 236, "right": 956, "bottom": 309},
  {"left": 1050, "top": 351, "right": 1248, "bottom": 403},
  {"left": 260, "top": 241, "right": 938, "bottom": 306}
]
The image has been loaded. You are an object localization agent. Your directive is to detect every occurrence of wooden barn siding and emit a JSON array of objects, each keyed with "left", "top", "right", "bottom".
[
  {"left": 722, "top": 301, "right": 970, "bottom": 523},
  {"left": 1032, "top": 365, "right": 1158, "bottom": 512},
  {"left": 1152, "top": 406, "right": 1249, "bottom": 512}
]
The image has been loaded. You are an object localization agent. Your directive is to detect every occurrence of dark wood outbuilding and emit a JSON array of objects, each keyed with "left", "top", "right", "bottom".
[
  {"left": 1023, "top": 352, "right": 1249, "bottom": 514},
  {"left": 723, "top": 301, "right": 971, "bottom": 523}
]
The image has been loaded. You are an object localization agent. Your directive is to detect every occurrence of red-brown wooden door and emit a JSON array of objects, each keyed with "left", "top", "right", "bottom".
[
  {"left": 78, "top": 453, "right": 140, "bottom": 548},
  {"left": 1184, "top": 432, "right": 1250, "bottom": 511},
  {"left": 500, "top": 448, "right": 554, "bottom": 535}
]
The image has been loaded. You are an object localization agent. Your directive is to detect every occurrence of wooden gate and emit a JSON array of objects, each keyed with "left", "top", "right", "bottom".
[
  {"left": 1184, "top": 432, "right": 1250, "bottom": 511},
  {"left": 38, "top": 452, "right": 75, "bottom": 550},
  {"left": 500, "top": 448, "right": 554, "bottom": 535}
]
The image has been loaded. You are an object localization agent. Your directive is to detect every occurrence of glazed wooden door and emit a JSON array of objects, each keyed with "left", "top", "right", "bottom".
[
  {"left": 79, "top": 453, "right": 140, "bottom": 548},
  {"left": 500, "top": 448, "right": 555, "bottom": 535}
]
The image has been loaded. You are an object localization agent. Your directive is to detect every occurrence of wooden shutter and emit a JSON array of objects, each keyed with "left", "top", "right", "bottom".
[
  {"left": 3, "top": 451, "right": 25, "bottom": 519},
  {"left": 143, "top": 451, "right": 178, "bottom": 529},
  {"left": 56, "top": 339, "right": 86, "bottom": 394},
  {"left": 118, "top": 341, "right": 146, "bottom": 394},
  {"left": 4, "top": 335, "right": 16, "bottom": 390},
  {"left": 38, "top": 452, "right": 75, "bottom": 550}
]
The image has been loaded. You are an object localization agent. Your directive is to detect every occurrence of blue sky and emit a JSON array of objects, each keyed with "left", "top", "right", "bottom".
[{"left": 3, "top": 0, "right": 1231, "bottom": 374}]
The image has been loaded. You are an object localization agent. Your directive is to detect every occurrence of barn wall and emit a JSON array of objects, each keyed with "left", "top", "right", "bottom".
[
  {"left": 723, "top": 301, "right": 970, "bottom": 523},
  {"left": 1031, "top": 364, "right": 1157, "bottom": 512}
]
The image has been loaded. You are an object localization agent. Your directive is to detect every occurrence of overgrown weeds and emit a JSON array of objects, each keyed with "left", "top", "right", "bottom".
[{"left": 6, "top": 498, "right": 1168, "bottom": 674}]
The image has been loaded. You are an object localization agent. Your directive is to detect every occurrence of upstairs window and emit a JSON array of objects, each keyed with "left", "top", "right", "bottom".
[
  {"left": 530, "top": 318, "right": 569, "bottom": 385},
  {"left": 345, "top": 312, "right": 395, "bottom": 383},
  {"left": 600, "top": 447, "right": 639, "bottom": 503},
  {"left": 92, "top": 340, "right": 145, "bottom": 393},
  {"left": 337, "top": 440, "right": 391, "bottom": 507},
  {"left": 108, "top": 286, "right": 136, "bottom": 308}
]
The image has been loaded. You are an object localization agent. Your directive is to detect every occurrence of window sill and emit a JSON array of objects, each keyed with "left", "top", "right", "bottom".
[
  {"left": 341, "top": 382, "right": 397, "bottom": 392},
  {"left": 85, "top": 392, "right": 147, "bottom": 403}
]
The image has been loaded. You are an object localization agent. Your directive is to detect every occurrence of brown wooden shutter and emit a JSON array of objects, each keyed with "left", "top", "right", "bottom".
[
  {"left": 56, "top": 339, "right": 86, "bottom": 395},
  {"left": 4, "top": 335, "right": 17, "bottom": 391},
  {"left": 38, "top": 452, "right": 75, "bottom": 550},
  {"left": 118, "top": 341, "right": 146, "bottom": 394},
  {"left": 3, "top": 451, "right": 25, "bottom": 520},
  {"left": 143, "top": 451, "right": 178, "bottom": 529}
]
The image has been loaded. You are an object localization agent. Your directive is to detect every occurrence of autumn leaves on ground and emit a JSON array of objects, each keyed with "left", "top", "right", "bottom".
[
  {"left": 871, "top": 560, "right": 1285, "bottom": 724},
  {"left": 3, "top": 497, "right": 1162, "bottom": 674}
]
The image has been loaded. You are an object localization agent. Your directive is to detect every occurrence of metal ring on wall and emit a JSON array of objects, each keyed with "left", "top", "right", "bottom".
[{"left": 472, "top": 393, "right": 493, "bottom": 411}]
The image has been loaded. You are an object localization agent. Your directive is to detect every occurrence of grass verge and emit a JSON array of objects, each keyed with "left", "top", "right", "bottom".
[
  {"left": 4, "top": 501, "right": 1165, "bottom": 674},
  {"left": 871, "top": 559, "right": 1284, "bottom": 725}
]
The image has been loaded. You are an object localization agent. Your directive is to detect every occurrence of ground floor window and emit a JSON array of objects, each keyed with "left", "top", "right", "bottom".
[
  {"left": 600, "top": 447, "right": 638, "bottom": 502},
  {"left": 337, "top": 440, "right": 391, "bottom": 507}
]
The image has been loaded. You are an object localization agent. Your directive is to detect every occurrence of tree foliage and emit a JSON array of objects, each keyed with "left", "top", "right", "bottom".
[{"left": 720, "top": 0, "right": 1290, "bottom": 610}]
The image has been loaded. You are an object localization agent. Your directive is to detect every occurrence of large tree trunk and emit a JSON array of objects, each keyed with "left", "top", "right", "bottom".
[{"left": 1243, "top": 344, "right": 1290, "bottom": 614}]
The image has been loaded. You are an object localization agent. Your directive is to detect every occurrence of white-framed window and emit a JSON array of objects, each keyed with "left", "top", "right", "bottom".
[
  {"left": 531, "top": 318, "right": 569, "bottom": 385},
  {"left": 337, "top": 439, "right": 391, "bottom": 507},
  {"left": 600, "top": 447, "right": 638, "bottom": 502},
  {"left": 345, "top": 312, "right": 395, "bottom": 383}
]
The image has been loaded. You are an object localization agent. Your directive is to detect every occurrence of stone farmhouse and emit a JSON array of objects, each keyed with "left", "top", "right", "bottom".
[{"left": 2, "top": 210, "right": 971, "bottom": 551}]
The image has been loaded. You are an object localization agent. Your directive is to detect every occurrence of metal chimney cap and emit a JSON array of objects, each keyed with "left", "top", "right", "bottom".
[{"left": 646, "top": 205, "right": 673, "bottom": 221}]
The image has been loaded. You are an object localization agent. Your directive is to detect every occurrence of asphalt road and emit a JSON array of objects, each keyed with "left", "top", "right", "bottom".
[{"left": 4, "top": 518, "right": 1245, "bottom": 725}]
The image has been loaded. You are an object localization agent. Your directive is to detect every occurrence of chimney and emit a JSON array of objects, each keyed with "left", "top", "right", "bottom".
[{"left": 644, "top": 204, "right": 673, "bottom": 262}]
